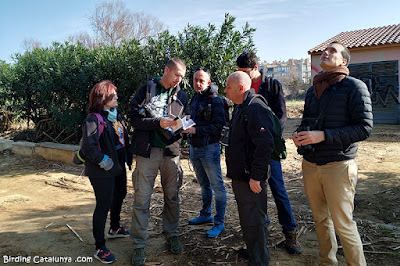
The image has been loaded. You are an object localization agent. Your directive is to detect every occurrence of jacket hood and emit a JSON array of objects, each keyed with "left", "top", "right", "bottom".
[
  {"left": 209, "top": 83, "right": 218, "bottom": 94},
  {"left": 198, "top": 83, "right": 218, "bottom": 96},
  {"left": 150, "top": 77, "right": 181, "bottom": 93}
]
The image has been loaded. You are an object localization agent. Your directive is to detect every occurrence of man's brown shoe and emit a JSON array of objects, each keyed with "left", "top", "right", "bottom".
[{"left": 284, "top": 230, "right": 302, "bottom": 254}]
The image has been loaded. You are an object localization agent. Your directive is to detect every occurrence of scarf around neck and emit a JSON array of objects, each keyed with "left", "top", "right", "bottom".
[{"left": 313, "top": 66, "right": 349, "bottom": 99}]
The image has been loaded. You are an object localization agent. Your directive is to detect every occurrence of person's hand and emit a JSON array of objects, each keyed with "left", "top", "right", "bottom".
[
  {"left": 292, "top": 130, "right": 325, "bottom": 147},
  {"left": 249, "top": 178, "right": 262, "bottom": 193},
  {"left": 292, "top": 132, "right": 302, "bottom": 147},
  {"left": 99, "top": 155, "right": 114, "bottom": 171},
  {"left": 182, "top": 127, "right": 196, "bottom": 134},
  {"left": 160, "top": 117, "right": 177, "bottom": 128}
]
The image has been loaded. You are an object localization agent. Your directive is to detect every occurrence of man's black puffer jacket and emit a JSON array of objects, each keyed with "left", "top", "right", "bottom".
[
  {"left": 225, "top": 90, "right": 274, "bottom": 182},
  {"left": 189, "top": 84, "right": 225, "bottom": 147},
  {"left": 299, "top": 76, "right": 373, "bottom": 165}
]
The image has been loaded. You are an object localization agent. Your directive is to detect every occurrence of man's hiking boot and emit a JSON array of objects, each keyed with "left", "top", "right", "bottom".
[
  {"left": 166, "top": 236, "right": 184, "bottom": 254},
  {"left": 131, "top": 248, "right": 145, "bottom": 266},
  {"left": 284, "top": 230, "right": 302, "bottom": 254}
]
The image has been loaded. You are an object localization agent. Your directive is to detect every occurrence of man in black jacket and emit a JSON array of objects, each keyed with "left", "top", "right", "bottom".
[
  {"left": 184, "top": 68, "right": 227, "bottom": 238},
  {"left": 292, "top": 42, "right": 372, "bottom": 266},
  {"left": 129, "top": 58, "right": 188, "bottom": 266},
  {"left": 237, "top": 52, "right": 301, "bottom": 254},
  {"left": 224, "top": 71, "right": 274, "bottom": 265}
]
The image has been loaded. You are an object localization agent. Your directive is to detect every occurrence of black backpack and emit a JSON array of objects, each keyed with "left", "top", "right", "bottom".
[
  {"left": 243, "top": 94, "right": 287, "bottom": 161},
  {"left": 221, "top": 95, "right": 234, "bottom": 122}
]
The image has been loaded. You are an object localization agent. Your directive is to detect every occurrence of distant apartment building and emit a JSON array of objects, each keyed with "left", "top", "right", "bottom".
[{"left": 260, "top": 58, "right": 311, "bottom": 84}]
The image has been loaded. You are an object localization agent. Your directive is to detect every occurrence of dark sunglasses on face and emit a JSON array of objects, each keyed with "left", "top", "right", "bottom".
[{"left": 195, "top": 67, "right": 210, "bottom": 73}]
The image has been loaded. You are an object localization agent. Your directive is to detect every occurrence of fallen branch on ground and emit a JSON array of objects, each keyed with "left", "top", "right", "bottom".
[
  {"left": 181, "top": 209, "right": 198, "bottom": 214},
  {"left": 270, "top": 237, "right": 285, "bottom": 248},
  {"left": 66, "top": 223, "right": 83, "bottom": 242},
  {"left": 44, "top": 222, "right": 54, "bottom": 229},
  {"left": 355, "top": 218, "right": 400, "bottom": 231},
  {"left": 44, "top": 180, "right": 92, "bottom": 193},
  {"left": 363, "top": 250, "right": 399, "bottom": 254},
  {"left": 221, "top": 234, "right": 234, "bottom": 241}
]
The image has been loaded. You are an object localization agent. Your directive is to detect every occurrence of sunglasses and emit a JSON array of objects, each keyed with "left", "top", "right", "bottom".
[{"left": 195, "top": 67, "right": 210, "bottom": 73}]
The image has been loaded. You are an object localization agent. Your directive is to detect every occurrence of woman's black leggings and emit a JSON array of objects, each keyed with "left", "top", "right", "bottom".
[{"left": 89, "top": 170, "right": 127, "bottom": 249}]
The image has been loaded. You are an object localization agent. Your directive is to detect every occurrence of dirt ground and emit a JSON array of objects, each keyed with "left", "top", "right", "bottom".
[{"left": 1, "top": 116, "right": 400, "bottom": 266}]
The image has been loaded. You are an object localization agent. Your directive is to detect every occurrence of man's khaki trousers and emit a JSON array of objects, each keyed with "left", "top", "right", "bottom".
[{"left": 302, "top": 159, "right": 366, "bottom": 266}]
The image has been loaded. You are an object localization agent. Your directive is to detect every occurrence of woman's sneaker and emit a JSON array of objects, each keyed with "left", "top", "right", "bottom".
[
  {"left": 107, "top": 226, "right": 130, "bottom": 238},
  {"left": 94, "top": 247, "right": 116, "bottom": 264}
]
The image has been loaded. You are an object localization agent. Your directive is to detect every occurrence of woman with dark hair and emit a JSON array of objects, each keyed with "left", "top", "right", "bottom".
[{"left": 81, "top": 80, "right": 133, "bottom": 264}]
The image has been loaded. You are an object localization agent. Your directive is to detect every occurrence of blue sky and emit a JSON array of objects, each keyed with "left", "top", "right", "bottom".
[{"left": 0, "top": 0, "right": 399, "bottom": 64}]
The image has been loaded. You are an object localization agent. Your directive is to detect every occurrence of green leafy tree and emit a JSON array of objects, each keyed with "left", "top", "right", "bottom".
[
  {"left": 144, "top": 13, "right": 256, "bottom": 98},
  {"left": 2, "top": 14, "right": 255, "bottom": 143},
  {"left": 0, "top": 60, "right": 13, "bottom": 111}
]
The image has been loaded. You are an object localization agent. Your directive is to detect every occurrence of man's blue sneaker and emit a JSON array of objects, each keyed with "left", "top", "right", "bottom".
[
  {"left": 206, "top": 224, "right": 225, "bottom": 238},
  {"left": 188, "top": 215, "right": 213, "bottom": 225}
]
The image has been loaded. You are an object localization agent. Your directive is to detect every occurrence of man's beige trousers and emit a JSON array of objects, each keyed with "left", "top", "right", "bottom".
[{"left": 302, "top": 159, "right": 367, "bottom": 266}]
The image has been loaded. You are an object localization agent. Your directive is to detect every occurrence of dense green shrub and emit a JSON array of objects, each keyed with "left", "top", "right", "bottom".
[
  {"left": 0, "top": 60, "right": 13, "bottom": 111},
  {"left": 0, "top": 14, "right": 255, "bottom": 143}
]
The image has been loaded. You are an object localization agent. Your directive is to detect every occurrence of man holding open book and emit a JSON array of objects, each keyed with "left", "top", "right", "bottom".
[{"left": 129, "top": 58, "right": 189, "bottom": 266}]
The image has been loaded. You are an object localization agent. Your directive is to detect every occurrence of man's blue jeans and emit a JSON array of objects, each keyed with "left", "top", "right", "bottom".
[
  {"left": 268, "top": 159, "right": 297, "bottom": 232},
  {"left": 190, "top": 142, "right": 226, "bottom": 225}
]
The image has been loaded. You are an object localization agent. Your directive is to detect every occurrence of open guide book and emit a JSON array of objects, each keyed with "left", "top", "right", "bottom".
[{"left": 171, "top": 116, "right": 196, "bottom": 133}]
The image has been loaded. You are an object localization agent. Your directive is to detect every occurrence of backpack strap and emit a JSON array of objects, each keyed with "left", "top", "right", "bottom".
[
  {"left": 246, "top": 94, "right": 282, "bottom": 135},
  {"left": 74, "top": 112, "right": 106, "bottom": 165},
  {"left": 92, "top": 113, "right": 105, "bottom": 135},
  {"left": 244, "top": 94, "right": 269, "bottom": 122},
  {"left": 243, "top": 94, "right": 286, "bottom": 161},
  {"left": 140, "top": 76, "right": 156, "bottom": 108},
  {"left": 89, "top": 113, "right": 106, "bottom": 150},
  {"left": 89, "top": 113, "right": 104, "bottom": 135}
]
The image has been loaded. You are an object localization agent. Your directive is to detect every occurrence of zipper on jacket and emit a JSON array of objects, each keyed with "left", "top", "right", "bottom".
[{"left": 146, "top": 143, "right": 151, "bottom": 152}]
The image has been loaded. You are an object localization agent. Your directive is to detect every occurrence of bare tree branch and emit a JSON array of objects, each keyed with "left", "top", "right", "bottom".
[
  {"left": 132, "top": 12, "right": 164, "bottom": 41},
  {"left": 21, "top": 38, "right": 41, "bottom": 51},
  {"left": 67, "top": 31, "right": 97, "bottom": 49},
  {"left": 89, "top": 1, "right": 164, "bottom": 46}
]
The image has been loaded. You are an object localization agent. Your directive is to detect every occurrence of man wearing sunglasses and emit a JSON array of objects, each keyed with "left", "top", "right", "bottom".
[
  {"left": 236, "top": 52, "right": 302, "bottom": 254},
  {"left": 184, "top": 67, "right": 227, "bottom": 238}
]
